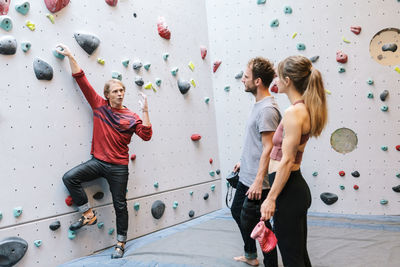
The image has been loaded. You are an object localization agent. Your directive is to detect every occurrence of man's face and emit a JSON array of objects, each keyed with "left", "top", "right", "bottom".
[
  {"left": 242, "top": 66, "right": 257, "bottom": 94},
  {"left": 106, "top": 83, "right": 125, "bottom": 108}
]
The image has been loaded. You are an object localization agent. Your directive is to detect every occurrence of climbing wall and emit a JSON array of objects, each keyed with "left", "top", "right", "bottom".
[
  {"left": 0, "top": 0, "right": 221, "bottom": 266},
  {"left": 205, "top": 0, "right": 400, "bottom": 216}
]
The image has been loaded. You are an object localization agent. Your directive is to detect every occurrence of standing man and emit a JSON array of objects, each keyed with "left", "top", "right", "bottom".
[
  {"left": 57, "top": 44, "right": 152, "bottom": 259},
  {"left": 231, "top": 57, "right": 281, "bottom": 266}
]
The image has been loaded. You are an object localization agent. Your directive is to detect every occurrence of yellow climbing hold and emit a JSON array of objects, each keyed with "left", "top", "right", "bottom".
[
  {"left": 190, "top": 79, "right": 196, "bottom": 87},
  {"left": 188, "top": 61, "right": 195, "bottom": 71},
  {"left": 342, "top": 36, "right": 351, "bottom": 43},
  {"left": 144, "top": 82, "right": 153, "bottom": 90},
  {"left": 292, "top": 32, "right": 297, "bottom": 39},
  {"left": 395, "top": 66, "right": 400, "bottom": 74},
  {"left": 26, "top": 21, "right": 35, "bottom": 31},
  {"left": 46, "top": 14, "right": 55, "bottom": 24},
  {"left": 325, "top": 89, "right": 331, "bottom": 95},
  {"left": 97, "top": 58, "right": 105, "bottom": 65}
]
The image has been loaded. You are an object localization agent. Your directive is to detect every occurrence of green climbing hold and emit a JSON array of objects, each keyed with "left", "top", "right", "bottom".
[
  {"left": 296, "top": 43, "right": 306, "bottom": 50},
  {"left": 204, "top": 97, "right": 210, "bottom": 104},
  {"left": 338, "top": 67, "right": 346, "bottom": 73},
  {"left": 312, "top": 172, "right": 318, "bottom": 177},
  {"left": 284, "top": 6, "right": 292, "bottom": 14},
  {"left": 53, "top": 47, "right": 65, "bottom": 59},
  {"left": 209, "top": 171, "right": 215, "bottom": 177},
  {"left": 111, "top": 71, "right": 122, "bottom": 81},
  {"left": 224, "top": 86, "right": 230, "bottom": 92},
  {"left": 13, "top": 207, "right": 23, "bottom": 218},
  {"left": 68, "top": 230, "right": 76, "bottom": 240},
  {"left": 16, "top": 2, "right": 30, "bottom": 15},
  {"left": 381, "top": 105, "right": 388, "bottom": 112},
  {"left": 144, "top": 63, "right": 151, "bottom": 71},
  {"left": 189, "top": 191, "right": 194, "bottom": 196},
  {"left": 367, "top": 79, "right": 374, "bottom": 85},
  {"left": 257, "top": 0, "right": 266, "bottom": 4},
  {"left": 0, "top": 16, "right": 12, "bottom": 32},
  {"left": 108, "top": 228, "right": 115, "bottom": 235},
  {"left": 97, "top": 222, "right": 104, "bottom": 229},
  {"left": 270, "top": 19, "right": 279, "bottom": 27},
  {"left": 34, "top": 240, "right": 42, "bottom": 247},
  {"left": 134, "top": 202, "right": 140, "bottom": 211},
  {"left": 122, "top": 59, "right": 129, "bottom": 67},
  {"left": 381, "top": 146, "right": 388, "bottom": 151},
  {"left": 154, "top": 182, "right": 159, "bottom": 188},
  {"left": 173, "top": 201, "right": 178, "bottom": 209},
  {"left": 339, "top": 185, "right": 345, "bottom": 190},
  {"left": 171, "top": 67, "right": 179, "bottom": 76},
  {"left": 211, "top": 185, "right": 216, "bottom": 191},
  {"left": 163, "top": 53, "right": 169, "bottom": 61},
  {"left": 155, "top": 78, "right": 162, "bottom": 87},
  {"left": 367, "top": 92, "right": 374, "bottom": 99},
  {"left": 97, "top": 58, "right": 105, "bottom": 65},
  {"left": 380, "top": 199, "right": 388, "bottom": 205},
  {"left": 21, "top": 42, "right": 31, "bottom": 53}
]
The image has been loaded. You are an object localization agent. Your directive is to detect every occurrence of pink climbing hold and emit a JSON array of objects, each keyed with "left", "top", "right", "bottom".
[
  {"left": 213, "top": 60, "right": 222, "bottom": 73},
  {"left": 65, "top": 196, "right": 73, "bottom": 206},
  {"left": 336, "top": 51, "right": 348, "bottom": 63},
  {"left": 200, "top": 46, "right": 207, "bottom": 59},
  {"left": 339, "top": 171, "right": 345, "bottom": 177},
  {"left": 105, "top": 0, "right": 118, "bottom": 6},
  {"left": 350, "top": 26, "right": 361, "bottom": 35},
  {"left": 157, "top": 17, "right": 171, "bottom": 40},
  {"left": 270, "top": 83, "right": 278, "bottom": 93},
  {"left": 191, "top": 134, "right": 201, "bottom": 141},
  {"left": 130, "top": 154, "right": 136, "bottom": 161},
  {"left": 0, "top": 0, "right": 11, "bottom": 15},
  {"left": 396, "top": 145, "right": 400, "bottom": 151},
  {"left": 44, "top": 0, "right": 70, "bottom": 13},
  {"left": 209, "top": 158, "right": 213, "bottom": 164}
]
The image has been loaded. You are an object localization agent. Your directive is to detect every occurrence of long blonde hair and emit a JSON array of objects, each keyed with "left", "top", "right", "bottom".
[{"left": 278, "top": 55, "right": 327, "bottom": 137}]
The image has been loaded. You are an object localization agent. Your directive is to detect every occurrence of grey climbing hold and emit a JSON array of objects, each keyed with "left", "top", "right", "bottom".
[
  {"left": 189, "top": 210, "right": 195, "bottom": 218},
  {"left": 382, "top": 43, "right": 397, "bottom": 52},
  {"left": 151, "top": 200, "right": 165, "bottom": 219},
  {"left": 351, "top": 171, "right": 360, "bottom": 177},
  {"left": 380, "top": 90, "right": 389, "bottom": 101},
  {"left": 33, "top": 58, "right": 53, "bottom": 80},
  {"left": 68, "top": 230, "right": 76, "bottom": 240},
  {"left": 203, "top": 193, "right": 209, "bottom": 200},
  {"left": 320, "top": 192, "right": 338, "bottom": 205},
  {"left": 33, "top": 240, "right": 42, "bottom": 247},
  {"left": 73, "top": 32, "right": 100, "bottom": 55},
  {"left": 178, "top": 79, "right": 191, "bottom": 94},
  {"left": 270, "top": 19, "right": 279, "bottom": 27},
  {"left": 15, "top": 2, "right": 30, "bottom": 15},
  {"left": 0, "top": 35, "right": 17, "bottom": 55},
  {"left": 393, "top": 185, "right": 400, "bottom": 193},
  {"left": 310, "top": 56, "right": 319, "bottom": 63},
  {"left": 0, "top": 237, "right": 28, "bottom": 266},
  {"left": 111, "top": 71, "right": 122, "bottom": 81},
  {"left": 297, "top": 43, "right": 306, "bottom": 50},
  {"left": 135, "top": 76, "right": 144, "bottom": 86},
  {"left": 97, "top": 222, "right": 104, "bottom": 229},
  {"left": 0, "top": 16, "right": 12, "bottom": 31},
  {"left": 13, "top": 207, "right": 23, "bottom": 218},
  {"left": 284, "top": 6, "right": 292, "bottom": 14},
  {"left": 132, "top": 60, "right": 142, "bottom": 70},
  {"left": 49, "top": 221, "right": 61, "bottom": 231},
  {"left": 235, "top": 71, "right": 243, "bottom": 79},
  {"left": 93, "top": 191, "right": 104, "bottom": 200},
  {"left": 21, "top": 42, "right": 31, "bottom": 53}
]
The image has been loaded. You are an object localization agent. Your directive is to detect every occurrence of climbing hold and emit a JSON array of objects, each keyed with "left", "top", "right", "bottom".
[
  {"left": 381, "top": 146, "right": 388, "bottom": 151},
  {"left": 382, "top": 43, "right": 397, "bottom": 52},
  {"left": 213, "top": 60, "right": 222, "bottom": 73},
  {"left": 367, "top": 92, "right": 374, "bottom": 98},
  {"left": 353, "top": 185, "right": 359, "bottom": 190},
  {"left": 144, "top": 82, "right": 153, "bottom": 90},
  {"left": 96, "top": 222, "right": 104, "bottom": 229},
  {"left": 292, "top": 32, "right": 297, "bottom": 39},
  {"left": 92, "top": 191, "right": 104, "bottom": 200},
  {"left": 171, "top": 67, "right": 179, "bottom": 76},
  {"left": 153, "top": 182, "right": 159, "bottom": 188},
  {"left": 74, "top": 32, "right": 100, "bottom": 55},
  {"left": 0, "top": 211, "right": 2, "bottom": 220},
  {"left": 134, "top": 76, "right": 144, "bottom": 86},
  {"left": 108, "top": 228, "right": 114, "bottom": 235},
  {"left": 350, "top": 26, "right": 361, "bottom": 35},
  {"left": 13, "top": 207, "right": 23, "bottom": 218},
  {"left": 296, "top": 43, "right": 306, "bottom": 50},
  {"left": 151, "top": 200, "right": 165, "bottom": 219},
  {"left": 338, "top": 67, "right": 346, "bottom": 73},
  {"left": 21, "top": 42, "right": 31, "bottom": 53},
  {"left": 235, "top": 70, "right": 243, "bottom": 79},
  {"left": 172, "top": 201, "right": 178, "bottom": 209},
  {"left": 284, "top": 6, "right": 292, "bottom": 14},
  {"left": 0, "top": 16, "right": 12, "bottom": 31},
  {"left": 189, "top": 191, "right": 193, "bottom": 196},
  {"left": 188, "top": 61, "right": 195, "bottom": 71},
  {"left": 209, "top": 171, "right": 215, "bottom": 177},
  {"left": 325, "top": 89, "right": 331, "bottom": 95},
  {"left": 392, "top": 185, "right": 400, "bottom": 192},
  {"left": 68, "top": 229, "right": 76, "bottom": 240},
  {"left": 188, "top": 210, "right": 195, "bottom": 218},
  {"left": 381, "top": 105, "right": 388, "bottom": 112},
  {"left": 270, "top": 19, "right": 279, "bottom": 27},
  {"left": 209, "top": 158, "right": 213, "bottom": 164},
  {"left": 380, "top": 199, "right": 388, "bottom": 205},
  {"left": 65, "top": 196, "right": 73, "bottom": 206},
  {"left": 15, "top": 2, "right": 30, "bottom": 15},
  {"left": 270, "top": 83, "right": 278, "bottom": 93},
  {"left": 122, "top": 59, "right": 129, "bottom": 67},
  {"left": 320, "top": 192, "right": 338, "bottom": 205},
  {"left": 49, "top": 221, "right": 61, "bottom": 231},
  {"left": 216, "top": 169, "right": 221, "bottom": 175},
  {"left": 34, "top": 240, "right": 42, "bottom": 247},
  {"left": 130, "top": 154, "right": 136, "bottom": 161},
  {"left": 191, "top": 134, "right": 201, "bottom": 141},
  {"left": 339, "top": 185, "right": 345, "bottom": 190},
  {"left": 44, "top": 0, "right": 70, "bottom": 13},
  {"left": 157, "top": 17, "right": 171, "bottom": 40},
  {"left": 33, "top": 58, "right": 53, "bottom": 80},
  {"left": 366, "top": 79, "right": 374, "bottom": 85},
  {"left": 211, "top": 184, "right": 216, "bottom": 191},
  {"left": 133, "top": 202, "right": 140, "bottom": 211},
  {"left": 309, "top": 56, "right": 319, "bottom": 63},
  {"left": 97, "top": 58, "right": 105, "bottom": 65},
  {"left": 396, "top": 145, "right": 400, "bottom": 151},
  {"left": 25, "top": 20, "right": 35, "bottom": 30},
  {"left": 257, "top": 0, "right": 266, "bottom": 4},
  {"left": 132, "top": 61, "right": 142, "bottom": 70},
  {"left": 339, "top": 171, "right": 345, "bottom": 177},
  {"left": 200, "top": 46, "right": 207, "bottom": 59},
  {"left": 351, "top": 171, "right": 360, "bottom": 177},
  {"left": 0, "top": 237, "right": 28, "bottom": 266},
  {"left": 105, "top": 0, "right": 118, "bottom": 6},
  {"left": 312, "top": 172, "right": 318, "bottom": 177},
  {"left": 0, "top": 0, "right": 11, "bottom": 15},
  {"left": 336, "top": 51, "right": 348, "bottom": 63},
  {"left": 53, "top": 47, "right": 65, "bottom": 59},
  {"left": 46, "top": 13, "right": 55, "bottom": 24},
  {"left": 155, "top": 78, "right": 162, "bottom": 87},
  {"left": 396, "top": 173, "right": 400, "bottom": 178},
  {"left": 204, "top": 97, "right": 210, "bottom": 104},
  {"left": 203, "top": 193, "right": 209, "bottom": 200},
  {"left": 163, "top": 53, "right": 169, "bottom": 61},
  {"left": 178, "top": 79, "right": 191, "bottom": 94},
  {"left": 380, "top": 90, "right": 389, "bottom": 101},
  {"left": 143, "top": 63, "right": 151, "bottom": 71},
  {"left": 111, "top": 71, "right": 122, "bottom": 81},
  {"left": 224, "top": 85, "right": 230, "bottom": 92},
  {"left": 342, "top": 36, "right": 351, "bottom": 43}
]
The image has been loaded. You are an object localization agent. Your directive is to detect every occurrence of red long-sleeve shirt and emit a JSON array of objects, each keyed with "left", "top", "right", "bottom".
[{"left": 73, "top": 70, "right": 152, "bottom": 165}]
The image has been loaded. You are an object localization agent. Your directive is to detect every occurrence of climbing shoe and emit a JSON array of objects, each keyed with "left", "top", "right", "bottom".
[
  {"left": 69, "top": 212, "right": 97, "bottom": 231},
  {"left": 111, "top": 243, "right": 125, "bottom": 259}
]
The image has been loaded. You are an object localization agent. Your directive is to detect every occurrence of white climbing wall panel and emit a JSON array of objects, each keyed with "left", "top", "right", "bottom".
[
  {"left": 205, "top": 0, "right": 400, "bottom": 216},
  {"left": 0, "top": 0, "right": 220, "bottom": 266}
]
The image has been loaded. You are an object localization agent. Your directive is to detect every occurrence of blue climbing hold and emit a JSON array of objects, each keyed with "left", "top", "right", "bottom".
[
  {"left": 381, "top": 105, "right": 388, "bottom": 112},
  {"left": 111, "top": 71, "right": 122, "bottom": 81},
  {"left": 338, "top": 67, "right": 346, "bottom": 73},
  {"left": 381, "top": 146, "right": 388, "bottom": 151},
  {"left": 173, "top": 201, "right": 178, "bottom": 209},
  {"left": 15, "top": 2, "right": 30, "bottom": 15},
  {"left": 209, "top": 171, "right": 215, "bottom": 177},
  {"left": 189, "top": 191, "right": 194, "bottom": 196},
  {"left": 21, "top": 42, "right": 31, "bottom": 53},
  {"left": 171, "top": 67, "right": 179, "bottom": 76},
  {"left": 97, "top": 222, "right": 104, "bottom": 229},
  {"left": 284, "top": 6, "right": 292, "bottom": 14},
  {"left": 396, "top": 173, "right": 400, "bottom": 178},
  {"left": 53, "top": 47, "right": 65, "bottom": 59},
  {"left": 133, "top": 202, "right": 140, "bottom": 211},
  {"left": 108, "top": 228, "right": 115, "bottom": 235},
  {"left": 257, "top": 0, "right": 266, "bottom": 4},
  {"left": 154, "top": 182, "right": 159, "bottom": 188},
  {"left": 297, "top": 43, "right": 306, "bottom": 50},
  {"left": 144, "top": 63, "right": 151, "bottom": 71},
  {"left": 339, "top": 185, "right": 345, "bottom": 190},
  {"left": 0, "top": 16, "right": 12, "bottom": 32},
  {"left": 211, "top": 185, "right": 216, "bottom": 191},
  {"left": 367, "top": 79, "right": 374, "bottom": 85},
  {"left": 33, "top": 240, "right": 42, "bottom": 248},
  {"left": 204, "top": 97, "right": 210, "bottom": 104},
  {"left": 163, "top": 53, "right": 169, "bottom": 61},
  {"left": 367, "top": 92, "right": 374, "bottom": 98},
  {"left": 312, "top": 172, "right": 318, "bottom": 177},
  {"left": 122, "top": 59, "right": 129, "bottom": 67},
  {"left": 13, "top": 207, "right": 23, "bottom": 218},
  {"left": 224, "top": 85, "right": 230, "bottom": 92},
  {"left": 68, "top": 230, "right": 76, "bottom": 240},
  {"left": 155, "top": 78, "right": 162, "bottom": 87},
  {"left": 0, "top": 211, "right": 2, "bottom": 220},
  {"left": 270, "top": 19, "right": 279, "bottom": 27},
  {"left": 380, "top": 199, "right": 388, "bottom": 205}
]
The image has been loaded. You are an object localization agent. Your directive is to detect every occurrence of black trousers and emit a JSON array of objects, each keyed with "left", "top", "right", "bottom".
[
  {"left": 269, "top": 170, "right": 312, "bottom": 267},
  {"left": 231, "top": 181, "right": 278, "bottom": 266},
  {"left": 62, "top": 157, "right": 129, "bottom": 242}
]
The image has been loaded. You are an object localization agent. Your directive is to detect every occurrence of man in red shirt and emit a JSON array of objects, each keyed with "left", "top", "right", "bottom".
[{"left": 57, "top": 44, "right": 152, "bottom": 259}]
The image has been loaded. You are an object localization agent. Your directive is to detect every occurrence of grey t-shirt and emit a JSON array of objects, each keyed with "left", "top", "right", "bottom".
[{"left": 239, "top": 96, "right": 281, "bottom": 189}]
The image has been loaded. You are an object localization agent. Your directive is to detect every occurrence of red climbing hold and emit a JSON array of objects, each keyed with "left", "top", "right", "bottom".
[
  {"left": 157, "top": 17, "right": 171, "bottom": 40},
  {"left": 270, "top": 83, "right": 278, "bottom": 93},
  {"left": 350, "top": 26, "right": 361, "bottom": 35},
  {"left": 105, "top": 0, "right": 118, "bottom": 6},
  {"left": 65, "top": 195, "right": 73, "bottom": 206},
  {"left": 130, "top": 154, "right": 136, "bottom": 161},
  {"left": 336, "top": 51, "right": 348, "bottom": 63},
  {"left": 353, "top": 185, "right": 359, "bottom": 190},
  {"left": 339, "top": 171, "right": 345, "bottom": 177},
  {"left": 44, "top": 0, "right": 70, "bottom": 13},
  {"left": 0, "top": 0, "right": 11, "bottom": 15},
  {"left": 209, "top": 158, "right": 213, "bottom": 164},
  {"left": 396, "top": 145, "right": 400, "bottom": 151},
  {"left": 200, "top": 46, "right": 207, "bottom": 59},
  {"left": 191, "top": 134, "right": 201, "bottom": 141},
  {"left": 213, "top": 60, "right": 222, "bottom": 73}
]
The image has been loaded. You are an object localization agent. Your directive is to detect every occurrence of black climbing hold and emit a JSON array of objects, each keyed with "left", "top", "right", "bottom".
[
  {"left": 392, "top": 185, "right": 400, "bottom": 193},
  {"left": 178, "top": 79, "right": 191, "bottom": 94},
  {"left": 151, "top": 200, "right": 165, "bottom": 220},
  {"left": 133, "top": 13, "right": 137, "bottom": 18},
  {"left": 33, "top": 58, "right": 53, "bottom": 80},
  {"left": 382, "top": 43, "right": 397, "bottom": 53},
  {"left": 135, "top": 76, "right": 144, "bottom": 86},
  {"left": 49, "top": 221, "right": 61, "bottom": 231},
  {"left": 74, "top": 32, "right": 100, "bottom": 55},
  {"left": 351, "top": 171, "right": 360, "bottom": 178},
  {"left": 0, "top": 237, "right": 28, "bottom": 267},
  {"left": 203, "top": 193, "right": 209, "bottom": 200},
  {"left": 93, "top": 191, "right": 104, "bottom": 200},
  {"left": 188, "top": 210, "right": 195, "bottom": 218},
  {"left": 380, "top": 90, "right": 389, "bottom": 101},
  {"left": 216, "top": 169, "right": 221, "bottom": 175},
  {"left": 0, "top": 36, "right": 17, "bottom": 55},
  {"left": 310, "top": 56, "right": 319, "bottom": 63},
  {"left": 320, "top": 192, "right": 338, "bottom": 205}
]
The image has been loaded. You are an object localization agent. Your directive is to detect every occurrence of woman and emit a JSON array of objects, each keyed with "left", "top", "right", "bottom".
[{"left": 260, "top": 55, "right": 328, "bottom": 266}]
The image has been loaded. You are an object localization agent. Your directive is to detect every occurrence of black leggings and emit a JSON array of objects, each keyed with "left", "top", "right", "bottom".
[{"left": 269, "top": 170, "right": 312, "bottom": 267}]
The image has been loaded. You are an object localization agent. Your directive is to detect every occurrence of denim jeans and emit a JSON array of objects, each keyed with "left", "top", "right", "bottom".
[
  {"left": 231, "top": 181, "right": 278, "bottom": 266},
  {"left": 62, "top": 157, "right": 129, "bottom": 242}
]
